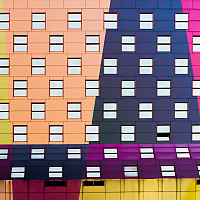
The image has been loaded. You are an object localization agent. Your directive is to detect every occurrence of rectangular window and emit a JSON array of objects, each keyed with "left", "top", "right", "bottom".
[
  {"left": 140, "top": 148, "right": 154, "bottom": 158},
  {"left": 13, "top": 80, "right": 27, "bottom": 97},
  {"left": 67, "top": 148, "right": 81, "bottom": 159},
  {"left": 31, "top": 149, "right": 45, "bottom": 159},
  {"left": 68, "top": 58, "right": 81, "bottom": 75},
  {"left": 32, "top": 103, "right": 45, "bottom": 119},
  {"left": 0, "top": 13, "right": 9, "bottom": 29},
  {"left": 32, "top": 58, "right": 45, "bottom": 75},
  {"left": 121, "top": 36, "right": 135, "bottom": 52},
  {"left": 121, "top": 125, "right": 135, "bottom": 142},
  {"left": 86, "top": 167, "right": 100, "bottom": 178},
  {"left": 139, "top": 58, "right": 153, "bottom": 74},
  {"left": 86, "top": 35, "right": 99, "bottom": 52},
  {"left": 32, "top": 13, "right": 45, "bottom": 29},
  {"left": 103, "top": 58, "right": 117, "bottom": 75},
  {"left": 161, "top": 166, "right": 175, "bottom": 177},
  {"left": 140, "top": 13, "right": 153, "bottom": 29},
  {"left": 157, "top": 125, "right": 170, "bottom": 141},
  {"left": 157, "top": 80, "right": 171, "bottom": 96},
  {"left": 13, "top": 125, "right": 27, "bottom": 142},
  {"left": 49, "top": 167, "right": 62, "bottom": 178},
  {"left": 14, "top": 36, "right": 27, "bottom": 52},
  {"left": 0, "top": 103, "right": 9, "bottom": 119},
  {"left": 193, "top": 36, "right": 200, "bottom": 52},
  {"left": 157, "top": 36, "right": 171, "bottom": 52},
  {"left": 121, "top": 80, "right": 135, "bottom": 96},
  {"left": 0, "top": 58, "right": 9, "bottom": 75},
  {"left": 104, "top": 148, "right": 118, "bottom": 159},
  {"left": 176, "top": 147, "right": 190, "bottom": 158},
  {"left": 104, "top": 13, "right": 117, "bottom": 29},
  {"left": 139, "top": 103, "right": 153, "bottom": 119},
  {"left": 124, "top": 166, "right": 138, "bottom": 177},
  {"left": 0, "top": 149, "right": 8, "bottom": 159},
  {"left": 50, "top": 80, "right": 63, "bottom": 97},
  {"left": 50, "top": 36, "right": 63, "bottom": 52},
  {"left": 198, "top": 166, "right": 200, "bottom": 176},
  {"left": 68, "top": 13, "right": 81, "bottom": 29},
  {"left": 11, "top": 167, "right": 25, "bottom": 178},
  {"left": 175, "top": 102, "right": 188, "bottom": 119},
  {"left": 67, "top": 103, "right": 81, "bottom": 119},
  {"left": 86, "top": 80, "right": 99, "bottom": 96},
  {"left": 85, "top": 125, "right": 99, "bottom": 142},
  {"left": 175, "top": 58, "right": 189, "bottom": 74},
  {"left": 50, "top": 125, "right": 63, "bottom": 142},
  {"left": 175, "top": 13, "right": 189, "bottom": 29},
  {"left": 103, "top": 103, "right": 117, "bottom": 119},
  {"left": 193, "top": 80, "right": 200, "bottom": 96},
  {"left": 192, "top": 125, "right": 200, "bottom": 141}
]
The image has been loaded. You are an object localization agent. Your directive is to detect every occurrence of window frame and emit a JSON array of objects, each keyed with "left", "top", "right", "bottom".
[
  {"left": 0, "top": 103, "right": 9, "bottom": 120},
  {"left": 103, "top": 102, "right": 117, "bottom": 119},
  {"left": 31, "top": 148, "right": 45, "bottom": 159},
  {"left": 121, "top": 35, "right": 136, "bottom": 52},
  {"left": 157, "top": 80, "right": 171, "bottom": 97},
  {"left": 31, "top": 103, "right": 45, "bottom": 120},
  {"left": 174, "top": 102, "right": 188, "bottom": 119},
  {"left": 68, "top": 12, "right": 82, "bottom": 29},
  {"left": 104, "top": 12, "right": 118, "bottom": 29},
  {"left": 67, "top": 102, "right": 81, "bottom": 119},
  {"left": 85, "top": 80, "right": 99, "bottom": 97},
  {"left": 13, "top": 125, "right": 27, "bottom": 142},
  {"left": 121, "top": 80, "right": 135, "bottom": 97},
  {"left": 139, "top": 58, "right": 154, "bottom": 75},
  {"left": 139, "top": 13, "right": 154, "bottom": 30},
  {"left": 103, "top": 58, "right": 118, "bottom": 75},
  {"left": 85, "top": 125, "right": 99, "bottom": 142},
  {"left": 86, "top": 166, "right": 101, "bottom": 178},
  {"left": 174, "top": 58, "right": 189, "bottom": 75},
  {"left": 13, "top": 80, "right": 27, "bottom": 97},
  {"left": 13, "top": 35, "right": 28, "bottom": 52},
  {"left": 49, "top": 35, "right": 64, "bottom": 52},
  {"left": 192, "top": 80, "right": 200, "bottom": 96},
  {"left": 67, "top": 58, "right": 82, "bottom": 75},
  {"left": 175, "top": 13, "right": 189, "bottom": 30},
  {"left": 0, "top": 58, "right": 9, "bottom": 75},
  {"left": 49, "top": 80, "right": 63, "bottom": 97},
  {"left": 0, "top": 13, "right": 9, "bottom": 30},
  {"left": 156, "top": 125, "right": 171, "bottom": 142},
  {"left": 192, "top": 125, "right": 200, "bottom": 141},
  {"left": 32, "top": 13, "right": 46, "bottom": 30},
  {"left": 124, "top": 166, "right": 138, "bottom": 178},
  {"left": 157, "top": 35, "right": 171, "bottom": 52},
  {"left": 31, "top": 58, "right": 46, "bottom": 75},
  {"left": 193, "top": 36, "right": 200, "bottom": 53},
  {"left": 49, "top": 125, "right": 63, "bottom": 142},
  {"left": 85, "top": 35, "right": 100, "bottom": 52},
  {"left": 121, "top": 125, "right": 135, "bottom": 142},
  {"left": 139, "top": 102, "right": 153, "bottom": 119}
]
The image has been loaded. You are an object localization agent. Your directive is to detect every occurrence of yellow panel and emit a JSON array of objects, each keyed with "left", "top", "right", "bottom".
[
  {"left": 196, "top": 191, "right": 200, "bottom": 200},
  {"left": 163, "top": 179, "right": 177, "bottom": 192},
  {"left": 83, "top": 186, "right": 105, "bottom": 193},
  {"left": 106, "top": 193, "right": 120, "bottom": 200},
  {"left": 105, "top": 180, "right": 120, "bottom": 193},
  {"left": 162, "top": 192, "right": 176, "bottom": 200},
  {"left": 144, "top": 192, "right": 159, "bottom": 200},
  {"left": 0, "top": 134, "right": 12, "bottom": 144},
  {"left": 144, "top": 179, "right": 159, "bottom": 192},
  {"left": 180, "top": 179, "right": 195, "bottom": 192},
  {"left": 180, "top": 192, "right": 195, "bottom": 200},
  {"left": 121, "top": 192, "right": 139, "bottom": 200},
  {"left": 83, "top": 193, "right": 105, "bottom": 200},
  {"left": 122, "top": 179, "right": 139, "bottom": 192},
  {"left": 0, "top": 122, "right": 11, "bottom": 133}
]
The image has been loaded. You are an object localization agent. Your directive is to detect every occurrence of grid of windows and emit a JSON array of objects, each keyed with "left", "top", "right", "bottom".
[
  {"left": 104, "top": 13, "right": 117, "bottom": 29},
  {"left": 67, "top": 148, "right": 81, "bottom": 159},
  {"left": 50, "top": 80, "right": 63, "bottom": 97},
  {"left": 86, "top": 167, "right": 100, "bottom": 178},
  {"left": 103, "top": 103, "right": 117, "bottom": 119},
  {"left": 124, "top": 166, "right": 138, "bottom": 177},
  {"left": 157, "top": 36, "right": 171, "bottom": 52},
  {"left": 0, "top": 58, "right": 9, "bottom": 75},
  {"left": 50, "top": 36, "right": 63, "bottom": 52},
  {"left": 86, "top": 125, "right": 99, "bottom": 142},
  {"left": 68, "top": 58, "right": 81, "bottom": 75},
  {"left": 13, "top": 80, "right": 27, "bottom": 97},
  {"left": 175, "top": 103, "right": 188, "bottom": 119},
  {"left": 139, "top": 58, "right": 153, "bottom": 74},
  {"left": 49, "top": 167, "right": 62, "bottom": 178},
  {"left": 175, "top": 13, "right": 189, "bottom": 29},
  {"left": 67, "top": 103, "right": 81, "bottom": 119},
  {"left": 86, "top": 80, "right": 99, "bottom": 96},
  {"left": 32, "top": 58, "right": 45, "bottom": 75},
  {"left": 140, "top": 13, "right": 153, "bottom": 29},
  {"left": 49, "top": 125, "right": 63, "bottom": 142},
  {"left": 31, "top": 103, "right": 45, "bottom": 119},
  {"left": 157, "top": 80, "right": 171, "bottom": 96},
  {"left": 0, "top": 103, "right": 9, "bottom": 119},
  {"left": 103, "top": 58, "right": 117, "bottom": 75},
  {"left": 86, "top": 35, "right": 99, "bottom": 52},
  {"left": 121, "top": 36, "right": 135, "bottom": 52},
  {"left": 32, "top": 13, "right": 45, "bottom": 29},
  {"left": 139, "top": 103, "right": 153, "bottom": 119},
  {"left": 68, "top": 13, "right": 81, "bottom": 29},
  {"left": 193, "top": 36, "right": 200, "bottom": 52},
  {"left": 0, "top": 13, "right": 9, "bottom": 29},
  {"left": 121, "top": 125, "right": 135, "bottom": 142},
  {"left": 193, "top": 80, "right": 200, "bottom": 96},
  {"left": 104, "top": 148, "right": 118, "bottom": 159},
  {"left": 175, "top": 58, "right": 189, "bottom": 74},
  {"left": 13, "top": 125, "right": 27, "bottom": 142},
  {"left": 192, "top": 125, "right": 200, "bottom": 141},
  {"left": 14, "top": 36, "right": 27, "bottom": 52},
  {"left": 157, "top": 125, "right": 170, "bottom": 141},
  {"left": 121, "top": 81, "right": 135, "bottom": 96}
]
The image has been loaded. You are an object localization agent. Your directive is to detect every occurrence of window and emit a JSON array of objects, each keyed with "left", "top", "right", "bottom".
[
  {"left": 86, "top": 167, "right": 100, "bottom": 178},
  {"left": 121, "top": 80, "right": 135, "bottom": 96},
  {"left": 157, "top": 80, "right": 171, "bottom": 96},
  {"left": 67, "top": 148, "right": 81, "bottom": 159},
  {"left": 121, "top": 125, "right": 135, "bottom": 142},
  {"left": 192, "top": 125, "right": 200, "bottom": 141},
  {"left": 175, "top": 103, "right": 188, "bottom": 119},
  {"left": 175, "top": 58, "right": 188, "bottom": 74},
  {"left": 121, "top": 36, "right": 135, "bottom": 52},
  {"left": 86, "top": 125, "right": 99, "bottom": 142},
  {"left": 176, "top": 147, "right": 190, "bottom": 158},
  {"left": 140, "top": 13, "right": 153, "bottom": 29},
  {"left": 0, "top": 13, "right": 9, "bottom": 29},
  {"left": 139, "top": 103, "right": 153, "bottom": 119},
  {"left": 68, "top": 13, "right": 81, "bottom": 29},
  {"left": 14, "top": 36, "right": 27, "bottom": 52},
  {"left": 175, "top": 13, "right": 189, "bottom": 29},
  {"left": 86, "top": 80, "right": 99, "bottom": 96},
  {"left": 157, "top": 36, "right": 171, "bottom": 52},
  {"left": 32, "top": 58, "right": 45, "bottom": 75},
  {"left": 103, "top": 58, "right": 117, "bottom": 75},
  {"left": 140, "top": 148, "right": 154, "bottom": 158},
  {"left": 0, "top": 58, "right": 9, "bottom": 75},
  {"left": 13, "top": 125, "right": 27, "bottom": 142},
  {"left": 50, "top": 36, "right": 63, "bottom": 52},
  {"left": 32, "top": 13, "right": 45, "bottom": 29},
  {"left": 124, "top": 166, "right": 138, "bottom": 177},
  {"left": 68, "top": 58, "right": 81, "bottom": 75},
  {"left": 104, "top": 13, "right": 117, "bottom": 29},
  {"left": 103, "top": 103, "right": 117, "bottom": 119},
  {"left": 161, "top": 166, "right": 175, "bottom": 177},
  {"left": 193, "top": 80, "right": 200, "bottom": 96},
  {"left": 13, "top": 81, "right": 27, "bottom": 97},
  {"left": 104, "top": 148, "right": 118, "bottom": 159},
  {"left": 49, "top": 167, "right": 62, "bottom": 178},
  {"left": 193, "top": 36, "right": 200, "bottom": 52},
  {"left": 67, "top": 103, "right": 81, "bottom": 119},
  {"left": 86, "top": 35, "right": 99, "bottom": 52},
  {"left": 50, "top": 80, "right": 63, "bottom": 97},
  {"left": 0, "top": 103, "right": 9, "bottom": 119},
  {"left": 197, "top": 166, "right": 200, "bottom": 176},
  {"left": 31, "top": 149, "right": 45, "bottom": 159},
  {"left": 32, "top": 103, "right": 45, "bottom": 119},
  {"left": 157, "top": 125, "right": 170, "bottom": 141},
  {"left": 11, "top": 167, "right": 25, "bottom": 178},
  {"left": 0, "top": 149, "right": 8, "bottom": 159},
  {"left": 139, "top": 58, "right": 153, "bottom": 74},
  {"left": 49, "top": 125, "right": 63, "bottom": 142}
]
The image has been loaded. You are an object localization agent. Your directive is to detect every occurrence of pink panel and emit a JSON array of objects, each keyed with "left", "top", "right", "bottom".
[{"left": 45, "top": 193, "right": 66, "bottom": 200}]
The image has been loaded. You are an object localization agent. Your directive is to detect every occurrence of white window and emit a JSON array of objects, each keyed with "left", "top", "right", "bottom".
[
  {"left": 140, "top": 148, "right": 154, "bottom": 158},
  {"left": 68, "top": 13, "right": 81, "bottom": 29},
  {"left": 68, "top": 103, "right": 81, "bottom": 119},
  {"left": 0, "top": 58, "right": 9, "bottom": 75},
  {"left": 68, "top": 58, "right": 81, "bottom": 75},
  {"left": 176, "top": 147, "right": 190, "bottom": 158},
  {"left": 140, "top": 13, "right": 153, "bottom": 29},
  {"left": 32, "top": 13, "right": 45, "bottom": 29},
  {"left": 11, "top": 167, "right": 25, "bottom": 178},
  {"left": 175, "top": 103, "right": 188, "bottom": 119},
  {"left": 13, "top": 125, "right": 27, "bottom": 142},
  {"left": 50, "top": 36, "right": 63, "bottom": 52},
  {"left": 86, "top": 80, "right": 99, "bottom": 96},
  {"left": 161, "top": 166, "right": 175, "bottom": 177},
  {"left": 32, "top": 58, "right": 45, "bottom": 75},
  {"left": 197, "top": 166, "right": 200, "bottom": 176},
  {"left": 139, "top": 103, "right": 153, "bottom": 119},
  {"left": 157, "top": 125, "right": 170, "bottom": 141},
  {"left": 122, "top": 36, "right": 135, "bottom": 52},
  {"left": 31, "top": 149, "right": 45, "bottom": 159},
  {"left": 0, "top": 149, "right": 8, "bottom": 159},
  {"left": 193, "top": 80, "right": 200, "bottom": 96},
  {"left": 86, "top": 166, "right": 100, "bottom": 178},
  {"left": 50, "top": 125, "right": 63, "bottom": 142},
  {"left": 13, "top": 81, "right": 27, "bottom": 97},
  {"left": 50, "top": 80, "right": 63, "bottom": 97},
  {"left": 139, "top": 58, "right": 153, "bottom": 74},
  {"left": 32, "top": 103, "right": 45, "bottom": 119},
  {"left": 86, "top": 36, "right": 99, "bottom": 52},
  {"left": 14, "top": 36, "right": 27, "bottom": 52},
  {"left": 175, "top": 58, "right": 188, "bottom": 74},
  {"left": 157, "top": 36, "right": 171, "bottom": 52},
  {"left": 49, "top": 167, "right": 62, "bottom": 178},
  {"left": 104, "top": 13, "right": 117, "bottom": 29},
  {"left": 104, "top": 148, "right": 118, "bottom": 159},
  {"left": 192, "top": 125, "right": 200, "bottom": 141},
  {"left": 193, "top": 36, "right": 200, "bottom": 52},
  {"left": 124, "top": 166, "right": 138, "bottom": 177},
  {"left": 68, "top": 148, "right": 81, "bottom": 159},
  {"left": 103, "top": 58, "right": 117, "bottom": 75},
  {"left": 175, "top": 13, "right": 189, "bottom": 29},
  {"left": 157, "top": 80, "right": 171, "bottom": 96},
  {"left": 121, "top": 125, "right": 135, "bottom": 142},
  {"left": 121, "top": 80, "right": 135, "bottom": 96},
  {"left": 86, "top": 125, "right": 99, "bottom": 142},
  {"left": 0, "top": 103, "right": 9, "bottom": 119},
  {"left": 0, "top": 13, "right": 9, "bottom": 29},
  {"left": 103, "top": 103, "right": 117, "bottom": 119}
]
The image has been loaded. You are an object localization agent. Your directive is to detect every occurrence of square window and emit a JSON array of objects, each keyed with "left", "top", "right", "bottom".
[
  {"left": 68, "top": 148, "right": 81, "bottom": 159},
  {"left": 193, "top": 36, "right": 200, "bottom": 52},
  {"left": 86, "top": 166, "right": 100, "bottom": 178},
  {"left": 0, "top": 149, "right": 8, "bottom": 159},
  {"left": 140, "top": 13, "right": 153, "bottom": 29},
  {"left": 139, "top": 103, "right": 153, "bottom": 119},
  {"left": 121, "top": 80, "right": 135, "bottom": 96},
  {"left": 175, "top": 102, "right": 188, "bottom": 119},
  {"left": 68, "top": 13, "right": 81, "bottom": 29},
  {"left": 161, "top": 166, "right": 175, "bottom": 177},
  {"left": 121, "top": 36, "right": 135, "bottom": 52},
  {"left": 157, "top": 80, "right": 171, "bottom": 96},
  {"left": 104, "top": 148, "right": 118, "bottom": 159},
  {"left": 86, "top": 35, "right": 99, "bottom": 52},
  {"left": 49, "top": 167, "right": 62, "bottom": 178},
  {"left": 86, "top": 80, "right": 99, "bottom": 96},
  {"left": 157, "top": 125, "right": 170, "bottom": 141},
  {"left": 176, "top": 147, "right": 190, "bottom": 158},
  {"left": 13, "top": 125, "right": 27, "bottom": 142},
  {"left": 103, "top": 103, "right": 117, "bottom": 119},
  {"left": 124, "top": 166, "right": 138, "bottom": 177},
  {"left": 32, "top": 58, "right": 45, "bottom": 75},
  {"left": 121, "top": 125, "right": 135, "bottom": 142},
  {"left": 86, "top": 125, "right": 99, "bottom": 142},
  {"left": 193, "top": 80, "right": 200, "bottom": 96},
  {"left": 0, "top": 13, "right": 9, "bottom": 29},
  {"left": 140, "top": 148, "right": 154, "bottom": 158},
  {"left": 104, "top": 13, "right": 117, "bottom": 29},
  {"left": 32, "top": 13, "right": 45, "bottom": 29},
  {"left": 68, "top": 58, "right": 81, "bottom": 75},
  {"left": 31, "top": 149, "right": 45, "bottom": 159},
  {"left": 139, "top": 58, "right": 153, "bottom": 74},
  {"left": 50, "top": 36, "right": 63, "bottom": 52},
  {"left": 175, "top": 13, "right": 189, "bottom": 29},
  {"left": 103, "top": 58, "right": 117, "bottom": 75},
  {"left": 14, "top": 36, "right": 27, "bottom": 52},
  {"left": 192, "top": 125, "right": 200, "bottom": 141},
  {"left": 68, "top": 103, "right": 81, "bottom": 119},
  {"left": 0, "top": 103, "right": 9, "bottom": 119},
  {"left": 13, "top": 81, "right": 27, "bottom": 97},
  {"left": 50, "top": 80, "right": 63, "bottom": 97},
  {"left": 175, "top": 58, "right": 189, "bottom": 74},
  {"left": 157, "top": 36, "right": 171, "bottom": 52},
  {"left": 50, "top": 125, "right": 63, "bottom": 142},
  {"left": 11, "top": 167, "right": 25, "bottom": 178},
  {"left": 0, "top": 58, "right": 9, "bottom": 75},
  {"left": 32, "top": 103, "right": 45, "bottom": 119}
]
